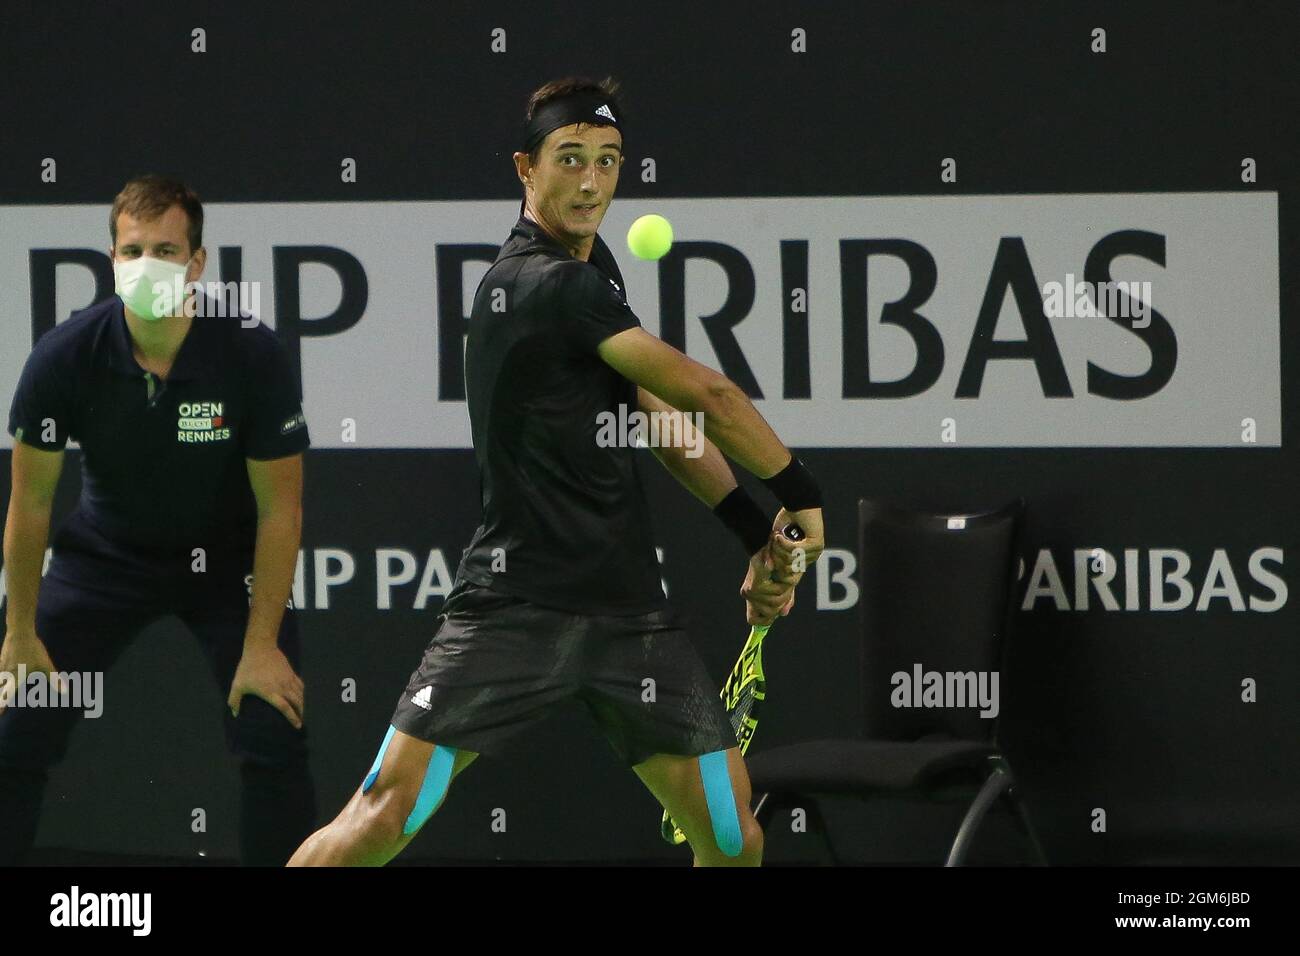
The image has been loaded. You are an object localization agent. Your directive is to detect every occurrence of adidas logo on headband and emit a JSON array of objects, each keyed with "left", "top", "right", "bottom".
[{"left": 595, "top": 104, "right": 616, "bottom": 122}]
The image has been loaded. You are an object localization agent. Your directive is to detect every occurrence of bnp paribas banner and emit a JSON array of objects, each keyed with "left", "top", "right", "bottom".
[{"left": 0, "top": 193, "right": 1280, "bottom": 448}]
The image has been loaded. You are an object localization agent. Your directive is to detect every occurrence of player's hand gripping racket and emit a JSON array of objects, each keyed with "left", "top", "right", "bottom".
[{"left": 659, "top": 521, "right": 806, "bottom": 846}]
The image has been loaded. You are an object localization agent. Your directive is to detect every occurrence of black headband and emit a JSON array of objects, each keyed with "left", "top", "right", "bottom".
[{"left": 522, "top": 91, "right": 624, "bottom": 156}]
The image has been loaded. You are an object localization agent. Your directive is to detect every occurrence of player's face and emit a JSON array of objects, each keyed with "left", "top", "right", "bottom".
[
  {"left": 528, "top": 123, "right": 623, "bottom": 244},
  {"left": 111, "top": 204, "right": 204, "bottom": 283}
]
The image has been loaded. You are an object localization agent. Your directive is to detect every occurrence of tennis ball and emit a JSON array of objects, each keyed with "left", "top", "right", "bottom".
[{"left": 627, "top": 214, "right": 674, "bottom": 260}]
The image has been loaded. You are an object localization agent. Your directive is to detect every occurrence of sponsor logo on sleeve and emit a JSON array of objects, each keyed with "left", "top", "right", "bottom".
[{"left": 280, "top": 411, "right": 307, "bottom": 435}]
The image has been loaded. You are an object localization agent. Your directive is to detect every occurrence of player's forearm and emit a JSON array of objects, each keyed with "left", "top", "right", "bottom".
[
  {"left": 2, "top": 498, "right": 53, "bottom": 635},
  {"left": 649, "top": 433, "right": 737, "bottom": 508},
  {"left": 696, "top": 379, "right": 792, "bottom": 480},
  {"left": 606, "top": 333, "right": 791, "bottom": 478},
  {"left": 638, "top": 385, "right": 741, "bottom": 505},
  {"left": 244, "top": 504, "right": 301, "bottom": 648}
]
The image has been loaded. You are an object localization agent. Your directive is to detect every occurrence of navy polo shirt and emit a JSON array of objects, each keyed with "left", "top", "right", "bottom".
[{"left": 8, "top": 296, "right": 309, "bottom": 559}]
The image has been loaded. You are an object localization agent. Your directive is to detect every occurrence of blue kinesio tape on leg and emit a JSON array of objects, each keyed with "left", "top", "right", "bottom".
[
  {"left": 362, "top": 725, "right": 397, "bottom": 793},
  {"left": 699, "top": 750, "right": 743, "bottom": 857},
  {"left": 403, "top": 744, "right": 456, "bottom": 835}
]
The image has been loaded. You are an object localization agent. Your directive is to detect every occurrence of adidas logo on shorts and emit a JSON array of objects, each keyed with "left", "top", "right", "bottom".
[{"left": 411, "top": 686, "right": 433, "bottom": 710}]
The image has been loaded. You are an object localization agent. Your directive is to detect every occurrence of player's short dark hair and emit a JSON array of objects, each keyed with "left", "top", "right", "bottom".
[
  {"left": 110, "top": 174, "right": 204, "bottom": 256},
  {"left": 525, "top": 75, "right": 624, "bottom": 165}
]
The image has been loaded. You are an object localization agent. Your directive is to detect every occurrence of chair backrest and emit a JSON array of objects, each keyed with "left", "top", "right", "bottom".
[{"left": 857, "top": 497, "right": 1024, "bottom": 744}]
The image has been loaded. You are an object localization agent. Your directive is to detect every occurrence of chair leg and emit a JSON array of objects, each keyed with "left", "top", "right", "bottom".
[
  {"left": 753, "top": 791, "right": 778, "bottom": 829},
  {"left": 803, "top": 797, "right": 841, "bottom": 866},
  {"left": 944, "top": 765, "right": 1012, "bottom": 866},
  {"left": 1001, "top": 782, "right": 1049, "bottom": 866}
]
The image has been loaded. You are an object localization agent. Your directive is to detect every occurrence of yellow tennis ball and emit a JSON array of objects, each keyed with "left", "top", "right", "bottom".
[{"left": 627, "top": 214, "right": 673, "bottom": 260}]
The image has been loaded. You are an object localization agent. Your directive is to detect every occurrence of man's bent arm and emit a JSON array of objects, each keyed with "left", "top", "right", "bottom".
[
  {"left": 601, "top": 328, "right": 791, "bottom": 479},
  {"left": 243, "top": 454, "right": 303, "bottom": 651},
  {"left": 637, "top": 386, "right": 738, "bottom": 507},
  {"left": 3, "top": 443, "right": 63, "bottom": 636}
]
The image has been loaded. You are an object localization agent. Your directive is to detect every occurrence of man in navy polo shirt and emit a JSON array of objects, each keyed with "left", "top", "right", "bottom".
[{"left": 0, "top": 175, "right": 315, "bottom": 865}]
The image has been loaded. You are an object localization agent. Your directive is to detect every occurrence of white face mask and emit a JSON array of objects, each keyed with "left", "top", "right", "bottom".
[{"left": 114, "top": 255, "right": 191, "bottom": 321}]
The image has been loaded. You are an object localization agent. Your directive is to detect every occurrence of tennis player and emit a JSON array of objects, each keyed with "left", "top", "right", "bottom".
[
  {"left": 0, "top": 175, "right": 314, "bottom": 865},
  {"left": 288, "top": 76, "right": 825, "bottom": 867}
]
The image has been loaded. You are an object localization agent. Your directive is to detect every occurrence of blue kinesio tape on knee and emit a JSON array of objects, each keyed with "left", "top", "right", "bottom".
[
  {"left": 362, "top": 725, "right": 397, "bottom": 793},
  {"left": 403, "top": 745, "right": 456, "bottom": 835},
  {"left": 699, "top": 750, "right": 743, "bottom": 857}
]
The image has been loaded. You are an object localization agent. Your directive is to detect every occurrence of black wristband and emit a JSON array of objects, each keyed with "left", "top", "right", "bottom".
[
  {"left": 760, "top": 456, "right": 823, "bottom": 511},
  {"left": 713, "top": 486, "right": 772, "bottom": 557}
]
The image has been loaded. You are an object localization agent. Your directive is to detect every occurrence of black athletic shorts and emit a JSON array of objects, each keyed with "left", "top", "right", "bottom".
[{"left": 389, "top": 580, "right": 736, "bottom": 767}]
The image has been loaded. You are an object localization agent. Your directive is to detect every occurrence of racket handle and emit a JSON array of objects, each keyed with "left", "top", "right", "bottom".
[{"left": 768, "top": 523, "right": 806, "bottom": 588}]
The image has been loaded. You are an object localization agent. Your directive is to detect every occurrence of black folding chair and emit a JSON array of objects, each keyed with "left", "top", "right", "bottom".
[{"left": 749, "top": 497, "right": 1048, "bottom": 865}]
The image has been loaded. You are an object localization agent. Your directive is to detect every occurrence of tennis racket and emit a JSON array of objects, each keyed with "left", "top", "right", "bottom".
[{"left": 660, "top": 521, "right": 806, "bottom": 845}]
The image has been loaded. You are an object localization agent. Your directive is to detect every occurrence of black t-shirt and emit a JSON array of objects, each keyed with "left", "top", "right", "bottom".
[
  {"left": 455, "top": 215, "right": 666, "bottom": 615},
  {"left": 7, "top": 296, "right": 310, "bottom": 560}
]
